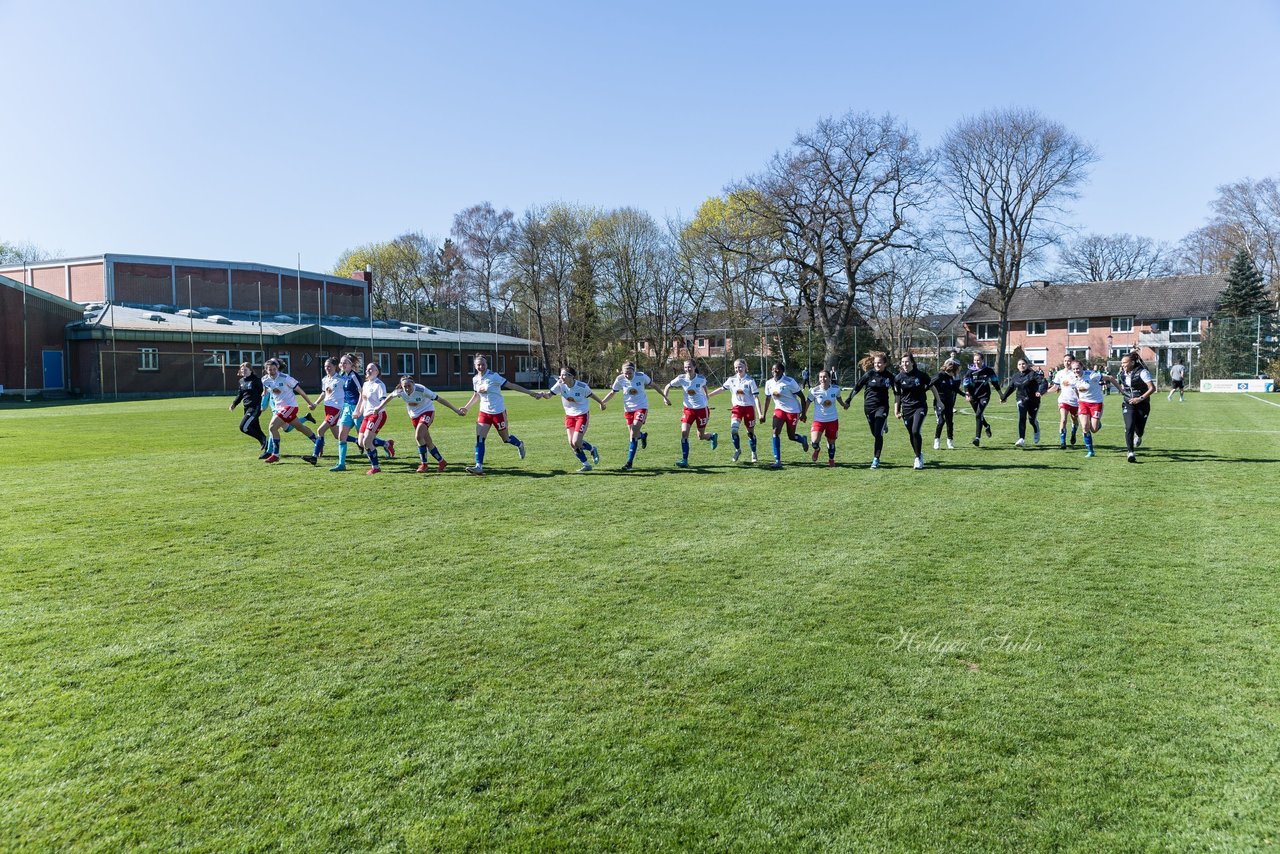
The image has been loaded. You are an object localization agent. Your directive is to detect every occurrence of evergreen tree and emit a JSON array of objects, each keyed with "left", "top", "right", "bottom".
[{"left": 1217, "top": 250, "right": 1270, "bottom": 317}]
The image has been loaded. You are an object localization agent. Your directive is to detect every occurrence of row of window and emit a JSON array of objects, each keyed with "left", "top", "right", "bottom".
[
  {"left": 974, "top": 317, "right": 1201, "bottom": 340},
  {"left": 137, "top": 350, "right": 538, "bottom": 376}
]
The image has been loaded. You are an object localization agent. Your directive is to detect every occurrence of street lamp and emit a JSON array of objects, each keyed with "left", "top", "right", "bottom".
[{"left": 916, "top": 326, "right": 942, "bottom": 366}]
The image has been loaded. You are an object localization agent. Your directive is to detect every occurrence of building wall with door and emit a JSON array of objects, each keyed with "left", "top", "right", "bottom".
[{"left": 0, "top": 275, "right": 84, "bottom": 394}]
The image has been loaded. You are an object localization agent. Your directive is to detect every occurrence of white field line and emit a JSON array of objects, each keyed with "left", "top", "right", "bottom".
[{"left": 1245, "top": 393, "right": 1280, "bottom": 409}]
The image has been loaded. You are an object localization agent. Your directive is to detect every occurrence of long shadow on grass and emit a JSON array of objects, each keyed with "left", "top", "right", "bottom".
[{"left": 1138, "top": 449, "right": 1280, "bottom": 463}]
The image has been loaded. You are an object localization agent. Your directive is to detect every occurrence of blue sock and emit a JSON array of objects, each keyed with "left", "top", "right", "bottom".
[
  {"left": 681, "top": 438, "right": 689, "bottom": 461},
  {"left": 1084, "top": 434, "right": 1093, "bottom": 450},
  {"left": 627, "top": 440, "right": 638, "bottom": 465},
  {"left": 418, "top": 445, "right": 428, "bottom": 462},
  {"left": 313, "top": 436, "right": 324, "bottom": 455},
  {"left": 373, "top": 437, "right": 386, "bottom": 448},
  {"left": 828, "top": 443, "right": 836, "bottom": 460},
  {"left": 581, "top": 441, "right": 595, "bottom": 454},
  {"left": 791, "top": 433, "right": 805, "bottom": 445},
  {"left": 475, "top": 438, "right": 486, "bottom": 465},
  {"left": 506, "top": 433, "right": 521, "bottom": 446},
  {"left": 284, "top": 422, "right": 294, "bottom": 433},
  {"left": 772, "top": 435, "right": 781, "bottom": 461},
  {"left": 749, "top": 435, "right": 758, "bottom": 453},
  {"left": 1060, "top": 430, "right": 1066, "bottom": 443},
  {"left": 268, "top": 438, "right": 277, "bottom": 455},
  {"left": 731, "top": 430, "right": 741, "bottom": 450},
  {"left": 367, "top": 447, "right": 379, "bottom": 465},
  {"left": 337, "top": 440, "right": 348, "bottom": 466},
  {"left": 429, "top": 446, "right": 443, "bottom": 461},
  {"left": 575, "top": 447, "right": 588, "bottom": 463}
]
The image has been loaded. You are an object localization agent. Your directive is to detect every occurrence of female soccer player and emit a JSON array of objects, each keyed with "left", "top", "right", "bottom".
[
  {"left": 457, "top": 354, "right": 539, "bottom": 476},
  {"left": 961, "top": 353, "right": 1000, "bottom": 446},
  {"left": 806, "top": 368, "right": 849, "bottom": 466},
  {"left": 848, "top": 351, "right": 895, "bottom": 469},
  {"left": 301, "top": 357, "right": 343, "bottom": 465},
  {"left": 548, "top": 366, "right": 606, "bottom": 472},
  {"left": 707, "top": 359, "right": 763, "bottom": 464},
  {"left": 1071, "top": 357, "right": 1121, "bottom": 458},
  {"left": 324, "top": 353, "right": 371, "bottom": 471},
  {"left": 893, "top": 353, "right": 932, "bottom": 470},
  {"left": 357, "top": 361, "right": 393, "bottom": 474},
  {"left": 662, "top": 360, "right": 718, "bottom": 468},
  {"left": 369, "top": 374, "right": 465, "bottom": 473},
  {"left": 929, "top": 358, "right": 961, "bottom": 450},
  {"left": 763, "top": 362, "right": 809, "bottom": 469},
  {"left": 1117, "top": 352, "right": 1157, "bottom": 463},
  {"left": 228, "top": 361, "right": 268, "bottom": 455},
  {"left": 260, "top": 358, "right": 319, "bottom": 463},
  {"left": 1047, "top": 356, "right": 1081, "bottom": 449},
  {"left": 999, "top": 358, "right": 1048, "bottom": 447},
  {"left": 599, "top": 360, "right": 668, "bottom": 471}
]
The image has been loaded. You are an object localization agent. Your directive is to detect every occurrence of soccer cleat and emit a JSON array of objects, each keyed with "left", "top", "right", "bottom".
[
  {"left": 984, "top": 421, "right": 992, "bottom": 438},
  {"left": 590, "top": 446, "right": 600, "bottom": 465},
  {"left": 385, "top": 440, "right": 396, "bottom": 458},
  {"left": 811, "top": 447, "right": 820, "bottom": 462},
  {"left": 302, "top": 455, "right": 318, "bottom": 466},
  {"left": 640, "top": 432, "right": 647, "bottom": 449},
  {"left": 870, "top": 457, "right": 880, "bottom": 469},
  {"left": 933, "top": 438, "right": 940, "bottom": 450},
  {"left": 1033, "top": 429, "right": 1041, "bottom": 444},
  {"left": 732, "top": 448, "right": 741, "bottom": 462},
  {"left": 972, "top": 437, "right": 980, "bottom": 447},
  {"left": 675, "top": 460, "right": 689, "bottom": 468},
  {"left": 800, "top": 435, "right": 810, "bottom": 452},
  {"left": 1015, "top": 438, "right": 1025, "bottom": 448},
  {"left": 367, "top": 465, "right": 381, "bottom": 474},
  {"left": 303, "top": 412, "right": 317, "bottom": 424},
  {"left": 437, "top": 459, "right": 448, "bottom": 473},
  {"left": 947, "top": 439, "right": 955, "bottom": 450},
  {"left": 465, "top": 465, "right": 484, "bottom": 476},
  {"left": 827, "top": 459, "right": 836, "bottom": 467},
  {"left": 258, "top": 450, "right": 271, "bottom": 460},
  {"left": 1135, "top": 435, "right": 1142, "bottom": 448},
  {"left": 1059, "top": 441, "right": 1066, "bottom": 450},
  {"left": 770, "top": 460, "right": 782, "bottom": 469},
  {"left": 577, "top": 463, "right": 593, "bottom": 473},
  {"left": 913, "top": 456, "right": 924, "bottom": 470},
  {"left": 710, "top": 433, "right": 718, "bottom": 450},
  {"left": 516, "top": 439, "right": 526, "bottom": 460},
  {"left": 1085, "top": 449, "right": 1095, "bottom": 458},
  {"left": 264, "top": 454, "right": 279, "bottom": 463},
  {"left": 1070, "top": 432, "right": 1077, "bottom": 446},
  {"left": 750, "top": 452, "right": 758, "bottom": 464},
  {"left": 417, "top": 463, "right": 429, "bottom": 473},
  {"left": 620, "top": 462, "right": 632, "bottom": 471},
  {"left": 329, "top": 464, "right": 346, "bottom": 472},
  {"left": 1127, "top": 452, "right": 1136, "bottom": 463}
]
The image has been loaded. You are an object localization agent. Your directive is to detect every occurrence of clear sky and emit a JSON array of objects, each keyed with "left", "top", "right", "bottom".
[{"left": 3, "top": 0, "right": 1278, "bottom": 273}]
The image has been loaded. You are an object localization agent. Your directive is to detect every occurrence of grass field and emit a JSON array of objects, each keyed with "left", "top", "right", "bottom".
[{"left": 2, "top": 390, "right": 1278, "bottom": 851}]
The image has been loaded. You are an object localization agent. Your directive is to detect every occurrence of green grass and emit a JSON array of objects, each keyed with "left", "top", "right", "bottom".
[{"left": 2, "top": 392, "right": 1278, "bottom": 851}]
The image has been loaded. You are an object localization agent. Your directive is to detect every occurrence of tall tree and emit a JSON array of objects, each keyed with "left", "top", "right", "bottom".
[
  {"left": 1055, "top": 233, "right": 1174, "bottom": 282},
  {"left": 938, "top": 108, "right": 1097, "bottom": 375},
  {"left": 1218, "top": 250, "right": 1270, "bottom": 317},
  {"left": 0, "top": 240, "right": 54, "bottom": 266},
  {"left": 507, "top": 206, "right": 555, "bottom": 373},
  {"left": 451, "top": 202, "right": 514, "bottom": 318},
  {"left": 593, "top": 207, "right": 670, "bottom": 371}
]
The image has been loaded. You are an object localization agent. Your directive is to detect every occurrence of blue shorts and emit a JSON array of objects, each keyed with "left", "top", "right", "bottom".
[{"left": 340, "top": 403, "right": 359, "bottom": 428}]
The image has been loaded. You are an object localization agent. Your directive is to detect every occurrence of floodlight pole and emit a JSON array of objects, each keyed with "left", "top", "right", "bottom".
[
  {"left": 21, "top": 262, "right": 29, "bottom": 402},
  {"left": 189, "top": 275, "right": 196, "bottom": 395}
]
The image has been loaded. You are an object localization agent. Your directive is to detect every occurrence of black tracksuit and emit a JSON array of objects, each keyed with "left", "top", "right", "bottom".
[
  {"left": 1000, "top": 368, "right": 1048, "bottom": 441},
  {"left": 231, "top": 373, "right": 267, "bottom": 449},
  {"left": 962, "top": 365, "right": 1000, "bottom": 440},
  {"left": 1119, "top": 368, "right": 1154, "bottom": 453},
  {"left": 852, "top": 369, "right": 895, "bottom": 458},
  {"left": 894, "top": 368, "right": 932, "bottom": 457},
  {"left": 930, "top": 372, "right": 960, "bottom": 440}
]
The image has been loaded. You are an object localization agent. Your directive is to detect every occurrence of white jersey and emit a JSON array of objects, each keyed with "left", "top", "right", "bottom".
[
  {"left": 1053, "top": 369, "right": 1079, "bottom": 406},
  {"left": 722, "top": 375, "right": 759, "bottom": 409},
  {"left": 1169, "top": 364, "right": 1186, "bottom": 382},
  {"left": 550, "top": 379, "right": 593, "bottom": 416},
  {"left": 362, "top": 378, "right": 388, "bottom": 413},
  {"left": 262, "top": 372, "right": 300, "bottom": 411},
  {"left": 807, "top": 385, "right": 843, "bottom": 422},
  {"left": 611, "top": 372, "right": 651, "bottom": 412},
  {"left": 472, "top": 370, "right": 508, "bottom": 414},
  {"left": 397, "top": 384, "right": 438, "bottom": 418},
  {"left": 1075, "top": 370, "right": 1105, "bottom": 404},
  {"left": 765, "top": 376, "right": 803, "bottom": 414},
  {"left": 319, "top": 374, "right": 343, "bottom": 408},
  {"left": 669, "top": 374, "right": 709, "bottom": 409}
]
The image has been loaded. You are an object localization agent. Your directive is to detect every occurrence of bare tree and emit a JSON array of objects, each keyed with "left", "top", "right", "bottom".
[
  {"left": 1208, "top": 176, "right": 1280, "bottom": 292},
  {"left": 507, "top": 206, "right": 556, "bottom": 373},
  {"left": 938, "top": 108, "right": 1098, "bottom": 374},
  {"left": 0, "top": 240, "right": 55, "bottom": 266},
  {"left": 451, "top": 202, "right": 514, "bottom": 318},
  {"left": 1055, "top": 233, "right": 1175, "bottom": 282},
  {"left": 1174, "top": 223, "right": 1237, "bottom": 275},
  {"left": 594, "top": 207, "right": 670, "bottom": 370},
  {"left": 736, "top": 112, "right": 935, "bottom": 369},
  {"left": 863, "top": 248, "right": 951, "bottom": 358}
]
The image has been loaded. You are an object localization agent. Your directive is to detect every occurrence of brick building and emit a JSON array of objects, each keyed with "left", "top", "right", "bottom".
[{"left": 0, "top": 273, "right": 85, "bottom": 394}]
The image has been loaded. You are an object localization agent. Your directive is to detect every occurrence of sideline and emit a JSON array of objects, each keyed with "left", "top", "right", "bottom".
[{"left": 1245, "top": 393, "right": 1280, "bottom": 409}]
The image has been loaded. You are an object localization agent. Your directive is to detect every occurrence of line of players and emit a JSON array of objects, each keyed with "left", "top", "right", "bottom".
[{"left": 229, "top": 348, "right": 1160, "bottom": 474}]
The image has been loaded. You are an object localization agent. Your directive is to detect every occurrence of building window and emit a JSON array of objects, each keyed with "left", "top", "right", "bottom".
[
  {"left": 1067, "top": 318, "right": 1088, "bottom": 335},
  {"left": 1066, "top": 347, "right": 1089, "bottom": 362},
  {"left": 975, "top": 322, "right": 999, "bottom": 341},
  {"left": 397, "top": 353, "right": 414, "bottom": 375},
  {"left": 1026, "top": 320, "right": 1047, "bottom": 336},
  {"left": 238, "top": 350, "right": 263, "bottom": 366},
  {"left": 422, "top": 354, "right": 437, "bottom": 375},
  {"left": 517, "top": 355, "right": 538, "bottom": 373},
  {"left": 697, "top": 338, "right": 706, "bottom": 348},
  {"left": 203, "top": 349, "right": 231, "bottom": 368},
  {"left": 1110, "top": 346, "right": 1128, "bottom": 360},
  {"left": 274, "top": 354, "right": 290, "bottom": 374},
  {"left": 452, "top": 353, "right": 462, "bottom": 376},
  {"left": 1111, "top": 316, "right": 1134, "bottom": 333},
  {"left": 1168, "top": 317, "right": 1201, "bottom": 343},
  {"left": 139, "top": 348, "right": 159, "bottom": 371},
  {"left": 376, "top": 352, "right": 391, "bottom": 375},
  {"left": 497, "top": 355, "right": 506, "bottom": 373}
]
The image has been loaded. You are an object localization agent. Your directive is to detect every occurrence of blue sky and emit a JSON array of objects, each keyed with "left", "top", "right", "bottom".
[{"left": 3, "top": 0, "right": 1278, "bottom": 273}]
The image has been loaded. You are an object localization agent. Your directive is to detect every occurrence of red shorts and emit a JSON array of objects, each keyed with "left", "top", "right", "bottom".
[
  {"left": 411, "top": 411, "right": 435, "bottom": 428},
  {"left": 1078, "top": 400, "right": 1103, "bottom": 418},
  {"left": 275, "top": 406, "right": 299, "bottom": 424},
  {"left": 812, "top": 420, "right": 838, "bottom": 440},
  {"left": 1058, "top": 402, "right": 1079, "bottom": 414},
  {"left": 361, "top": 411, "right": 387, "bottom": 433},
  {"left": 624, "top": 409, "right": 648, "bottom": 426},
  {"left": 730, "top": 405, "right": 757, "bottom": 427},
  {"left": 682, "top": 407, "right": 709, "bottom": 428},
  {"left": 478, "top": 410, "right": 508, "bottom": 431},
  {"left": 773, "top": 410, "right": 799, "bottom": 430},
  {"left": 323, "top": 405, "right": 340, "bottom": 425},
  {"left": 564, "top": 413, "right": 589, "bottom": 433}
]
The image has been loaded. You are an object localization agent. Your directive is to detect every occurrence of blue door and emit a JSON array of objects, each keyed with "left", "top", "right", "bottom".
[{"left": 42, "top": 350, "right": 64, "bottom": 389}]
